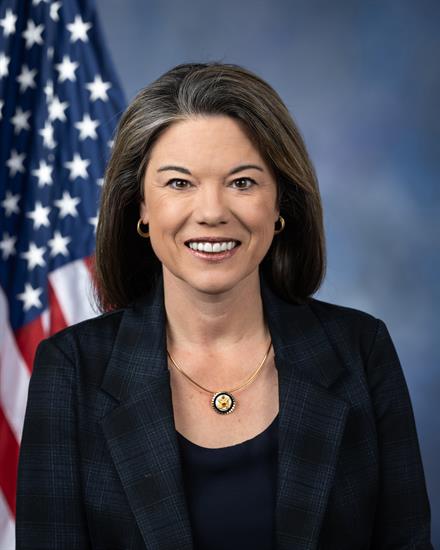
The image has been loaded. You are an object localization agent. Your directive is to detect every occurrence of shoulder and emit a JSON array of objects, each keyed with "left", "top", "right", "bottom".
[
  {"left": 261, "top": 278, "right": 386, "bottom": 362},
  {"left": 42, "top": 307, "right": 125, "bottom": 353},
  {"left": 307, "top": 296, "right": 385, "bottom": 362},
  {"left": 308, "top": 296, "right": 379, "bottom": 329},
  {"left": 261, "top": 275, "right": 382, "bottom": 349},
  {"left": 34, "top": 308, "right": 126, "bottom": 385}
]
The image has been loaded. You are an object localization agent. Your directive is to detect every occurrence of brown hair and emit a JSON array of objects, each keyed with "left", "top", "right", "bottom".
[{"left": 95, "top": 62, "right": 325, "bottom": 311}]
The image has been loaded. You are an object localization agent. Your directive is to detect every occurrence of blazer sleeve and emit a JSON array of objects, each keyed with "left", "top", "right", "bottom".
[
  {"left": 367, "top": 319, "right": 433, "bottom": 549},
  {"left": 16, "top": 337, "right": 91, "bottom": 549}
]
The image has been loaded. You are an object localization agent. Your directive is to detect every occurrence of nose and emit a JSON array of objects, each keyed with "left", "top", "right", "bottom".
[{"left": 194, "top": 183, "right": 229, "bottom": 226}]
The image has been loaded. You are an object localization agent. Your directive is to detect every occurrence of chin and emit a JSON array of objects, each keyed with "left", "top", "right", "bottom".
[
  {"left": 181, "top": 270, "right": 259, "bottom": 296},
  {"left": 186, "top": 278, "right": 238, "bottom": 296},
  {"left": 163, "top": 263, "right": 260, "bottom": 296}
]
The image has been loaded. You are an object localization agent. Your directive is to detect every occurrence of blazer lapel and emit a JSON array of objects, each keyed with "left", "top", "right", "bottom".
[
  {"left": 100, "top": 276, "right": 193, "bottom": 550},
  {"left": 261, "top": 281, "right": 350, "bottom": 550}
]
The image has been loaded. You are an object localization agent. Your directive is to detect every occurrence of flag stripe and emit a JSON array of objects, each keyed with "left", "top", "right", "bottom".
[
  {"left": 48, "top": 281, "right": 68, "bottom": 335},
  {"left": 83, "top": 254, "right": 96, "bottom": 279},
  {"left": 0, "top": 288, "right": 31, "bottom": 441},
  {"left": 49, "top": 259, "right": 97, "bottom": 326},
  {"left": 14, "top": 317, "right": 45, "bottom": 373},
  {"left": 0, "top": 406, "right": 18, "bottom": 517},
  {"left": 0, "top": 490, "right": 15, "bottom": 550}
]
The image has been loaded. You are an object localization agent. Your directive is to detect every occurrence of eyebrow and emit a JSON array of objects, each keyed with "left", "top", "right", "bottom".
[{"left": 156, "top": 164, "right": 265, "bottom": 176}]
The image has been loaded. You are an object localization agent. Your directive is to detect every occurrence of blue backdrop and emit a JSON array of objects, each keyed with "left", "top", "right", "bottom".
[{"left": 96, "top": 0, "right": 440, "bottom": 542}]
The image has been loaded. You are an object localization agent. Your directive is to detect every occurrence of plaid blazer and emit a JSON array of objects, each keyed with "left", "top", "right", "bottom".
[{"left": 16, "top": 275, "right": 432, "bottom": 549}]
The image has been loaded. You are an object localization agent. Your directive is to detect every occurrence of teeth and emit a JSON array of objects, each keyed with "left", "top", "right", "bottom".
[{"left": 188, "top": 241, "right": 238, "bottom": 253}]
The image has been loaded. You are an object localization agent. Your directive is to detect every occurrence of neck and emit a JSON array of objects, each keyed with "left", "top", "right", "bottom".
[{"left": 163, "top": 269, "right": 269, "bottom": 352}]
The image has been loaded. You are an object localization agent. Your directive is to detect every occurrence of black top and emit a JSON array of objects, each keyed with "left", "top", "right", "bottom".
[{"left": 177, "top": 415, "right": 279, "bottom": 550}]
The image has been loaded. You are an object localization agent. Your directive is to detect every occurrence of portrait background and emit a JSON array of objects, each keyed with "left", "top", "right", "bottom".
[{"left": 96, "top": 0, "right": 440, "bottom": 542}]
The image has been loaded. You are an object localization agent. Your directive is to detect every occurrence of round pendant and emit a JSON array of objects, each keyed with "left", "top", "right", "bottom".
[{"left": 211, "top": 391, "right": 236, "bottom": 415}]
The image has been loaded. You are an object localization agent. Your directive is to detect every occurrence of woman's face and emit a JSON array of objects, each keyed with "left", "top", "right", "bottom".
[{"left": 140, "top": 115, "right": 279, "bottom": 296}]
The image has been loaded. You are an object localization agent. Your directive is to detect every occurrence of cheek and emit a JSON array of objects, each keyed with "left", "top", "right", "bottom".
[
  {"left": 248, "top": 202, "right": 278, "bottom": 231},
  {"left": 145, "top": 196, "right": 174, "bottom": 230}
]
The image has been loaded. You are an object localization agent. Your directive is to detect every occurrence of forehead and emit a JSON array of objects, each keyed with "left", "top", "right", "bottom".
[{"left": 147, "top": 115, "right": 268, "bottom": 170}]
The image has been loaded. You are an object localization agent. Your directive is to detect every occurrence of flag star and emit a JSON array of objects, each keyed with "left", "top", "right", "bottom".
[
  {"left": 85, "top": 75, "right": 111, "bottom": 102},
  {"left": 0, "top": 232, "right": 17, "bottom": 259},
  {"left": 89, "top": 215, "right": 98, "bottom": 233},
  {"left": 54, "top": 190, "right": 81, "bottom": 217},
  {"left": 48, "top": 230, "right": 71, "bottom": 257},
  {"left": 11, "top": 107, "right": 31, "bottom": 134},
  {"left": 17, "top": 64, "right": 37, "bottom": 92},
  {"left": 0, "top": 52, "right": 10, "bottom": 78},
  {"left": 6, "top": 149, "right": 26, "bottom": 177},
  {"left": 50, "top": 2, "right": 61, "bottom": 22},
  {"left": 67, "top": 15, "right": 92, "bottom": 42},
  {"left": 31, "top": 159, "right": 53, "bottom": 187},
  {"left": 22, "top": 19, "right": 44, "bottom": 48},
  {"left": 17, "top": 282, "right": 43, "bottom": 312},
  {"left": 64, "top": 153, "right": 90, "bottom": 180},
  {"left": 20, "top": 242, "right": 46, "bottom": 270},
  {"left": 0, "top": 99, "right": 3, "bottom": 119},
  {"left": 32, "top": 0, "right": 49, "bottom": 5},
  {"left": 26, "top": 200, "right": 51, "bottom": 229},
  {"left": 55, "top": 55, "right": 79, "bottom": 83},
  {"left": 44, "top": 79, "right": 54, "bottom": 101},
  {"left": 1, "top": 190, "right": 20, "bottom": 216},
  {"left": 75, "top": 113, "right": 99, "bottom": 140},
  {"left": 0, "top": 9, "right": 17, "bottom": 36},
  {"left": 97, "top": 177, "right": 104, "bottom": 186},
  {"left": 39, "top": 120, "right": 56, "bottom": 149},
  {"left": 48, "top": 95, "right": 68, "bottom": 122}
]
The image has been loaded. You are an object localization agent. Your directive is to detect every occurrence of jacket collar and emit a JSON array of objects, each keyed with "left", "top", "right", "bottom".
[
  {"left": 101, "top": 274, "right": 346, "bottom": 397},
  {"left": 100, "top": 275, "right": 349, "bottom": 550}
]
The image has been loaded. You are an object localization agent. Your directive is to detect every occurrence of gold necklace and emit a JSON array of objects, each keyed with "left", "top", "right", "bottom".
[{"left": 167, "top": 339, "right": 272, "bottom": 415}]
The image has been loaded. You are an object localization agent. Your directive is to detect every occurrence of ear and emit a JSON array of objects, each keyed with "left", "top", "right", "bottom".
[{"left": 139, "top": 200, "right": 149, "bottom": 224}]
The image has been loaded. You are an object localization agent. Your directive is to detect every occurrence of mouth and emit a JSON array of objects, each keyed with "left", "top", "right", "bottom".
[{"left": 184, "top": 238, "right": 241, "bottom": 254}]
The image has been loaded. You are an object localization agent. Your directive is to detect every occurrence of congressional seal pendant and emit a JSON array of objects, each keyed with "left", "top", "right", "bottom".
[{"left": 211, "top": 391, "right": 236, "bottom": 415}]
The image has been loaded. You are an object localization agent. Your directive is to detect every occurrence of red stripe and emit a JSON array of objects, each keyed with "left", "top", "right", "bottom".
[
  {"left": 14, "top": 316, "right": 45, "bottom": 373},
  {"left": 48, "top": 281, "right": 68, "bottom": 335},
  {"left": 0, "top": 405, "right": 19, "bottom": 517},
  {"left": 83, "top": 254, "right": 96, "bottom": 280}
]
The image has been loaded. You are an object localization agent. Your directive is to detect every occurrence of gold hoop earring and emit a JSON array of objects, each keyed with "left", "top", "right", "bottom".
[
  {"left": 274, "top": 215, "right": 285, "bottom": 235},
  {"left": 137, "top": 219, "right": 150, "bottom": 238}
]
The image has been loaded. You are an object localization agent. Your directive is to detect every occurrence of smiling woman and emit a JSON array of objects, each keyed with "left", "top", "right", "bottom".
[
  {"left": 95, "top": 63, "right": 325, "bottom": 313},
  {"left": 16, "top": 63, "right": 432, "bottom": 549}
]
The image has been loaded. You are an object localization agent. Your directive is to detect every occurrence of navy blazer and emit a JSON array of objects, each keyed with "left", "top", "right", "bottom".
[{"left": 16, "top": 275, "right": 432, "bottom": 549}]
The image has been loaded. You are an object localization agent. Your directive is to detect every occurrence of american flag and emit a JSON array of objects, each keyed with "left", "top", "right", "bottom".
[{"left": 0, "top": 0, "right": 125, "bottom": 545}]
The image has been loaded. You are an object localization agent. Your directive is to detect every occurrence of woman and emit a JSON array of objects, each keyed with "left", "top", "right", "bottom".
[{"left": 17, "top": 63, "right": 432, "bottom": 549}]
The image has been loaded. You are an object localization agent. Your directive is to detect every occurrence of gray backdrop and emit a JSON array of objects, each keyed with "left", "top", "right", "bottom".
[{"left": 95, "top": 0, "right": 439, "bottom": 542}]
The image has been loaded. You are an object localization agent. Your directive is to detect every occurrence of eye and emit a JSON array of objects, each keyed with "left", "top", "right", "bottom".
[
  {"left": 231, "top": 177, "right": 256, "bottom": 190},
  {"left": 166, "top": 179, "right": 191, "bottom": 190}
]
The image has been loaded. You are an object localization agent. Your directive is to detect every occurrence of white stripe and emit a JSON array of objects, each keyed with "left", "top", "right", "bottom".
[
  {"left": 49, "top": 258, "right": 97, "bottom": 325},
  {"left": 0, "top": 474, "right": 16, "bottom": 549},
  {"left": 0, "top": 287, "right": 31, "bottom": 441},
  {"left": 41, "top": 308, "right": 50, "bottom": 335}
]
